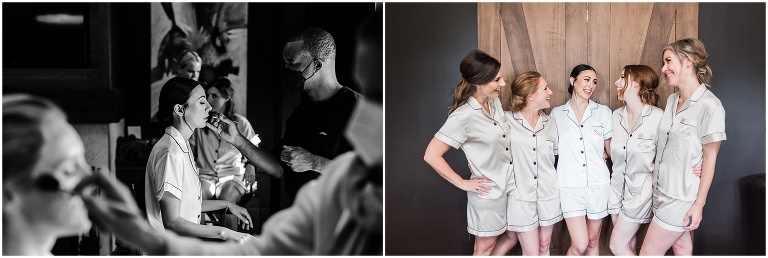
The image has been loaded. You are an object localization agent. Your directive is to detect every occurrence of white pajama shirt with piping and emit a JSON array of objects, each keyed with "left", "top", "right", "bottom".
[
  {"left": 551, "top": 100, "right": 613, "bottom": 219},
  {"left": 145, "top": 126, "right": 204, "bottom": 232}
]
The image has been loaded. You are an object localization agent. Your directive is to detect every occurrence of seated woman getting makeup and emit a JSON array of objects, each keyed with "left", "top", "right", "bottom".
[{"left": 145, "top": 76, "right": 252, "bottom": 243}]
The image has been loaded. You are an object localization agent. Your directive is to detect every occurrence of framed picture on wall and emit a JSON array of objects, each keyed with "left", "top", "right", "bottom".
[{"left": 150, "top": 3, "right": 249, "bottom": 119}]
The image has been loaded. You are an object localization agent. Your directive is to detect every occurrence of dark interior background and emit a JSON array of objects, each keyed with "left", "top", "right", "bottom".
[
  {"left": 112, "top": 2, "right": 374, "bottom": 213},
  {"left": 385, "top": 2, "right": 766, "bottom": 255}
]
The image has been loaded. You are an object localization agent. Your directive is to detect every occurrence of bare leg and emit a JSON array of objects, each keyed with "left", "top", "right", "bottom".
[
  {"left": 517, "top": 229, "right": 540, "bottom": 256},
  {"left": 672, "top": 231, "right": 693, "bottom": 255},
  {"left": 565, "top": 216, "right": 589, "bottom": 256},
  {"left": 474, "top": 235, "right": 499, "bottom": 256},
  {"left": 491, "top": 231, "right": 518, "bottom": 255},
  {"left": 609, "top": 216, "right": 641, "bottom": 255},
  {"left": 585, "top": 218, "right": 603, "bottom": 256},
  {"left": 539, "top": 225, "right": 555, "bottom": 256},
  {"left": 639, "top": 220, "right": 685, "bottom": 255}
]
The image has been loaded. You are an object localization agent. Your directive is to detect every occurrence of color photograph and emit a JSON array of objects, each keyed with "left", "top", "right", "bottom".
[{"left": 385, "top": 2, "right": 765, "bottom": 255}]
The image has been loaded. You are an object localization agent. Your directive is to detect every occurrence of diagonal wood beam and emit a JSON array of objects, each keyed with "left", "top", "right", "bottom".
[{"left": 500, "top": 2, "right": 536, "bottom": 76}]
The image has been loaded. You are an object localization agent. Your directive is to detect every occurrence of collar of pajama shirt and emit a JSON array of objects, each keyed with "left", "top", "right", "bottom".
[
  {"left": 434, "top": 96, "right": 514, "bottom": 199},
  {"left": 610, "top": 104, "right": 664, "bottom": 196},
  {"left": 145, "top": 126, "right": 204, "bottom": 232},
  {"left": 551, "top": 99, "right": 613, "bottom": 187},
  {"left": 506, "top": 111, "right": 559, "bottom": 201},
  {"left": 655, "top": 84, "right": 727, "bottom": 201}
]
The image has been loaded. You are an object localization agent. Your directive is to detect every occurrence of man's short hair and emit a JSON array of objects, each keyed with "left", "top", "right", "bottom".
[{"left": 288, "top": 27, "right": 337, "bottom": 61}]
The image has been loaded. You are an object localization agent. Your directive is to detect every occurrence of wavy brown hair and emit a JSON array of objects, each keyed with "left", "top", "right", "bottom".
[
  {"left": 620, "top": 65, "right": 660, "bottom": 106},
  {"left": 449, "top": 50, "right": 501, "bottom": 114},
  {"left": 509, "top": 71, "right": 542, "bottom": 112}
]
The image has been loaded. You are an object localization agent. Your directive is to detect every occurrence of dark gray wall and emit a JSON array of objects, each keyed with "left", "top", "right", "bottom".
[
  {"left": 385, "top": 3, "right": 479, "bottom": 255},
  {"left": 385, "top": 2, "right": 766, "bottom": 255},
  {"left": 698, "top": 2, "right": 766, "bottom": 255}
]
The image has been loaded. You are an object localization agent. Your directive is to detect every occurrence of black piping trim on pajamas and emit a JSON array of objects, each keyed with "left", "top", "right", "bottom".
[{"left": 467, "top": 225, "right": 508, "bottom": 233}]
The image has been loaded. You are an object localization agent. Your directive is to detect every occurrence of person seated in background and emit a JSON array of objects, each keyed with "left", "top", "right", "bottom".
[
  {"left": 2, "top": 95, "right": 95, "bottom": 255},
  {"left": 146, "top": 76, "right": 254, "bottom": 242},
  {"left": 80, "top": 6, "right": 382, "bottom": 255},
  {"left": 191, "top": 77, "right": 283, "bottom": 230},
  {"left": 152, "top": 50, "right": 203, "bottom": 123}
]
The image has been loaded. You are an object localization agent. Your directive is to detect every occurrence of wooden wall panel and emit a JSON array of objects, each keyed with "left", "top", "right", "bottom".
[
  {"left": 500, "top": 22, "right": 515, "bottom": 111},
  {"left": 565, "top": 3, "right": 589, "bottom": 80},
  {"left": 478, "top": 2, "right": 501, "bottom": 58},
  {"left": 641, "top": 3, "right": 677, "bottom": 108},
  {"left": 676, "top": 3, "right": 699, "bottom": 40},
  {"left": 500, "top": 3, "right": 537, "bottom": 76},
  {"left": 586, "top": 2, "right": 612, "bottom": 106},
  {"left": 481, "top": 2, "right": 698, "bottom": 111},
  {"left": 523, "top": 2, "right": 566, "bottom": 113},
  {"left": 609, "top": 3, "right": 653, "bottom": 108}
]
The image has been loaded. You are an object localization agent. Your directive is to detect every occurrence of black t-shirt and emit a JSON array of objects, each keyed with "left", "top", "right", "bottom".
[{"left": 276, "top": 86, "right": 361, "bottom": 202}]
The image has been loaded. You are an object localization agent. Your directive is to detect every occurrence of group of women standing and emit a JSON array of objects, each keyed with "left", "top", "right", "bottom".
[{"left": 424, "top": 38, "right": 726, "bottom": 255}]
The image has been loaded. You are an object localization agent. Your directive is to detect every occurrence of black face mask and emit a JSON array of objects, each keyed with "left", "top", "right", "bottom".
[{"left": 281, "top": 60, "right": 318, "bottom": 91}]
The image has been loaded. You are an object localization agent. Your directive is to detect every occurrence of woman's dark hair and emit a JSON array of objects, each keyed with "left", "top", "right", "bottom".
[
  {"left": 207, "top": 77, "right": 237, "bottom": 120},
  {"left": 157, "top": 77, "right": 200, "bottom": 127},
  {"left": 3, "top": 94, "right": 66, "bottom": 184},
  {"left": 449, "top": 50, "right": 502, "bottom": 114},
  {"left": 568, "top": 64, "right": 596, "bottom": 95}
]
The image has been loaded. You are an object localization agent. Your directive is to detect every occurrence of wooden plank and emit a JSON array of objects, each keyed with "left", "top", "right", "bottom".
[
  {"left": 500, "top": 21, "right": 514, "bottom": 111},
  {"left": 587, "top": 2, "right": 612, "bottom": 108},
  {"left": 641, "top": 3, "right": 677, "bottom": 109},
  {"left": 609, "top": 2, "right": 654, "bottom": 110},
  {"left": 500, "top": 2, "right": 537, "bottom": 76},
  {"left": 565, "top": 2, "right": 588, "bottom": 103},
  {"left": 523, "top": 2, "right": 566, "bottom": 113},
  {"left": 478, "top": 3, "right": 501, "bottom": 58},
  {"left": 676, "top": 3, "right": 699, "bottom": 40}
]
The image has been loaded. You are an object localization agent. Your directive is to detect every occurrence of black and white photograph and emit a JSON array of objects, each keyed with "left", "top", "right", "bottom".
[{"left": 3, "top": 2, "right": 381, "bottom": 255}]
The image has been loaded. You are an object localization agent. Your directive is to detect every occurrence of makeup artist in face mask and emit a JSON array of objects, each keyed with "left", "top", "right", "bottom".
[{"left": 277, "top": 27, "right": 361, "bottom": 204}]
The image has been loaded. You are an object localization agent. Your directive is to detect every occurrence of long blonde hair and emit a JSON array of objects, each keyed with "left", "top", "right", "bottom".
[
  {"left": 449, "top": 50, "right": 501, "bottom": 114},
  {"left": 663, "top": 38, "right": 713, "bottom": 85}
]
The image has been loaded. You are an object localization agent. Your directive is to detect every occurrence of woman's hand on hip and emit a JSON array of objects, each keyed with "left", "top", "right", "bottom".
[{"left": 459, "top": 178, "right": 494, "bottom": 195}]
